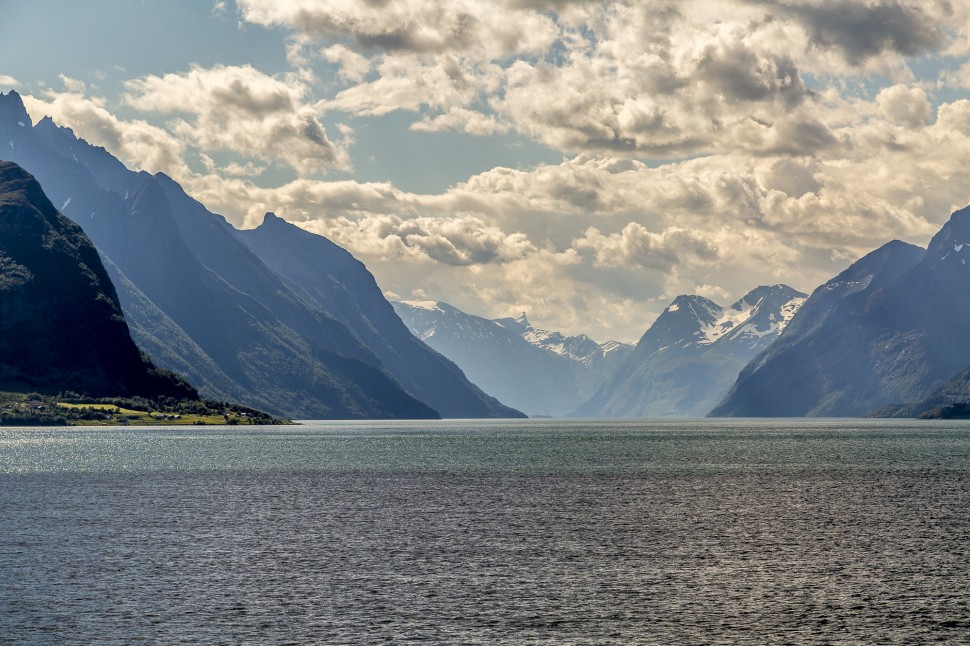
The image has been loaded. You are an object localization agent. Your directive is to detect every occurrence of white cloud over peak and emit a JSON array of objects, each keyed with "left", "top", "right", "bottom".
[{"left": 21, "top": 90, "right": 190, "bottom": 179}]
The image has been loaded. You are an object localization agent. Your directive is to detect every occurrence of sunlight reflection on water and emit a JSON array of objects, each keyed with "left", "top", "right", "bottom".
[{"left": 1, "top": 419, "right": 969, "bottom": 643}]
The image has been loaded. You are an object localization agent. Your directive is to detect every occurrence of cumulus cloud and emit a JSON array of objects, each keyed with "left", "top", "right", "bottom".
[
  {"left": 237, "top": 0, "right": 559, "bottom": 58},
  {"left": 771, "top": 0, "right": 946, "bottom": 66},
  {"left": 323, "top": 55, "right": 501, "bottom": 118},
  {"left": 304, "top": 214, "right": 538, "bottom": 265},
  {"left": 573, "top": 224, "right": 721, "bottom": 271},
  {"left": 322, "top": 44, "right": 371, "bottom": 82},
  {"left": 124, "top": 64, "right": 349, "bottom": 175},
  {"left": 21, "top": 91, "right": 189, "bottom": 178},
  {"left": 234, "top": 0, "right": 966, "bottom": 159},
  {"left": 876, "top": 84, "right": 932, "bottom": 128}
]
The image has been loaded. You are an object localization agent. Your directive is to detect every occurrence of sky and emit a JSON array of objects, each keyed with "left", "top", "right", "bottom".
[{"left": 2, "top": 0, "right": 970, "bottom": 342}]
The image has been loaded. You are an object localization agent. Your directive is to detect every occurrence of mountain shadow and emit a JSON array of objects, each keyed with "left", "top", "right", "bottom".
[{"left": 0, "top": 161, "right": 195, "bottom": 399}]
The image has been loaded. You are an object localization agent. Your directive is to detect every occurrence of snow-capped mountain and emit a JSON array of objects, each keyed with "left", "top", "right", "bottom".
[
  {"left": 573, "top": 285, "right": 806, "bottom": 418},
  {"left": 714, "top": 206, "right": 970, "bottom": 417},
  {"left": 393, "top": 301, "right": 633, "bottom": 417},
  {"left": 493, "top": 312, "right": 627, "bottom": 366}
]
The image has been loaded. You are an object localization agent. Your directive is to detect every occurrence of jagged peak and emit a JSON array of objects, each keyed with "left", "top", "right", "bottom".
[
  {"left": 662, "top": 294, "right": 721, "bottom": 317},
  {"left": 493, "top": 313, "right": 531, "bottom": 333},
  {"left": 34, "top": 115, "right": 70, "bottom": 134},
  {"left": 258, "top": 211, "right": 293, "bottom": 230},
  {"left": 733, "top": 284, "right": 806, "bottom": 310},
  {"left": 927, "top": 205, "right": 970, "bottom": 257},
  {"left": 0, "top": 89, "right": 30, "bottom": 125}
]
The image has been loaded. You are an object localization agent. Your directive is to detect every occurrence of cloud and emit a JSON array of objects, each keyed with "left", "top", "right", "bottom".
[
  {"left": 233, "top": 0, "right": 968, "bottom": 162},
  {"left": 322, "top": 44, "right": 371, "bottom": 82},
  {"left": 303, "top": 214, "right": 539, "bottom": 265},
  {"left": 0, "top": 75, "right": 20, "bottom": 88},
  {"left": 323, "top": 55, "right": 501, "bottom": 118},
  {"left": 942, "top": 60, "right": 970, "bottom": 89},
  {"left": 124, "top": 64, "right": 349, "bottom": 175},
  {"left": 773, "top": 0, "right": 946, "bottom": 66},
  {"left": 237, "top": 0, "right": 559, "bottom": 58},
  {"left": 876, "top": 84, "right": 932, "bottom": 128},
  {"left": 573, "top": 223, "right": 721, "bottom": 271},
  {"left": 410, "top": 106, "right": 509, "bottom": 136},
  {"left": 20, "top": 91, "right": 189, "bottom": 178}
]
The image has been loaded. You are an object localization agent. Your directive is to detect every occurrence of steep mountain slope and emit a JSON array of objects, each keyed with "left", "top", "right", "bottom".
[
  {"left": 0, "top": 161, "right": 195, "bottom": 398},
  {"left": 0, "top": 90, "right": 443, "bottom": 419},
  {"left": 872, "top": 364, "right": 970, "bottom": 418},
  {"left": 393, "top": 301, "right": 632, "bottom": 416},
  {"left": 236, "top": 214, "right": 523, "bottom": 418},
  {"left": 709, "top": 228, "right": 970, "bottom": 417},
  {"left": 574, "top": 285, "right": 806, "bottom": 417}
]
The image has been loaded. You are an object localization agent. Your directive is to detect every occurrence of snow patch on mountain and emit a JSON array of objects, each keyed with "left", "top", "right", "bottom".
[
  {"left": 600, "top": 339, "right": 631, "bottom": 356},
  {"left": 400, "top": 299, "right": 445, "bottom": 313},
  {"left": 697, "top": 302, "right": 755, "bottom": 345}
]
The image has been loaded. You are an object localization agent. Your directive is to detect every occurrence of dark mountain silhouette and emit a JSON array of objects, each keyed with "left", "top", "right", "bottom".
[
  {"left": 710, "top": 216, "right": 970, "bottom": 416},
  {"left": 0, "top": 161, "right": 195, "bottom": 398},
  {"left": 0, "top": 89, "right": 464, "bottom": 419},
  {"left": 574, "top": 285, "right": 806, "bottom": 417}
]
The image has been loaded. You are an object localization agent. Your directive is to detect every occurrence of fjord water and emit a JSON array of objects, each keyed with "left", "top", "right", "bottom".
[{"left": 2, "top": 420, "right": 969, "bottom": 644}]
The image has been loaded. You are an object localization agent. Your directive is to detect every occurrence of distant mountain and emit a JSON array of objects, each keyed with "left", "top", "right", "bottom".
[
  {"left": 393, "top": 300, "right": 633, "bottom": 416},
  {"left": 712, "top": 212, "right": 970, "bottom": 416},
  {"left": 236, "top": 214, "right": 523, "bottom": 419},
  {"left": 0, "top": 89, "right": 519, "bottom": 419},
  {"left": 574, "top": 285, "right": 806, "bottom": 418},
  {"left": 0, "top": 161, "right": 195, "bottom": 399}
]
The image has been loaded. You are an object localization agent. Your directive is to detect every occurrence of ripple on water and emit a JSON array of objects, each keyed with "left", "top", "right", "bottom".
[{"left": 1, "top": 420, "right": 969, "bottom": 644}]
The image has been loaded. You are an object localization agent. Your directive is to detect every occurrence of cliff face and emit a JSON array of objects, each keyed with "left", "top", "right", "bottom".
[{"left": 0, "top": 161, "right": 194, "bottom": 398}]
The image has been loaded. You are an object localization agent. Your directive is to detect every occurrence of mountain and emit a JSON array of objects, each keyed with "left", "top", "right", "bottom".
[
  {"left": 573, "top": 285, "right": 806, "bottom": 418},
  {"left": 0, "top": 161, "right": 195, "bottom": 399},
  {"left": 0, "top": 89, "right": 519, "bottom": 419},
  {"left": 235, "top": 213, "right": 523, "bottom": 419},
  {"left": 710, "top": 217, "right": 970, "bottom": 416},
  {"left": 872, "top": 365, "right": 970, "bottom": 418},
  {"left": 392, "top": 300, "right": 633, "bottom": 416}
]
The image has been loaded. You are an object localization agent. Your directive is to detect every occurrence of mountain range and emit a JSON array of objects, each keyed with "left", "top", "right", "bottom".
[
  {"left": 3, "top": 85, "right": 970, "bottom": 420},
  {"left": 712, "top": 210, "right": 970, "bottom": 417},
  {"left": 574, "top": 285, "right": 806, "bottom": 417},
  {"left": 393, "top": 300, "right": 633, "bottom": 417},
  {"left": 0, "top": 90, "right": 522, "bottom": 420}
]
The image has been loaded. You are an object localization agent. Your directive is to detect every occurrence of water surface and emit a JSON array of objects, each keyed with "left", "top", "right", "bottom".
[{"left": 2, "top": 419, "right": 969, "bottom": 644}]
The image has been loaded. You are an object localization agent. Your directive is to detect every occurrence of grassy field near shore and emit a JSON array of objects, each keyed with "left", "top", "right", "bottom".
[{"left": 0, "top": 392, "right": 287, "bottom": 426}]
